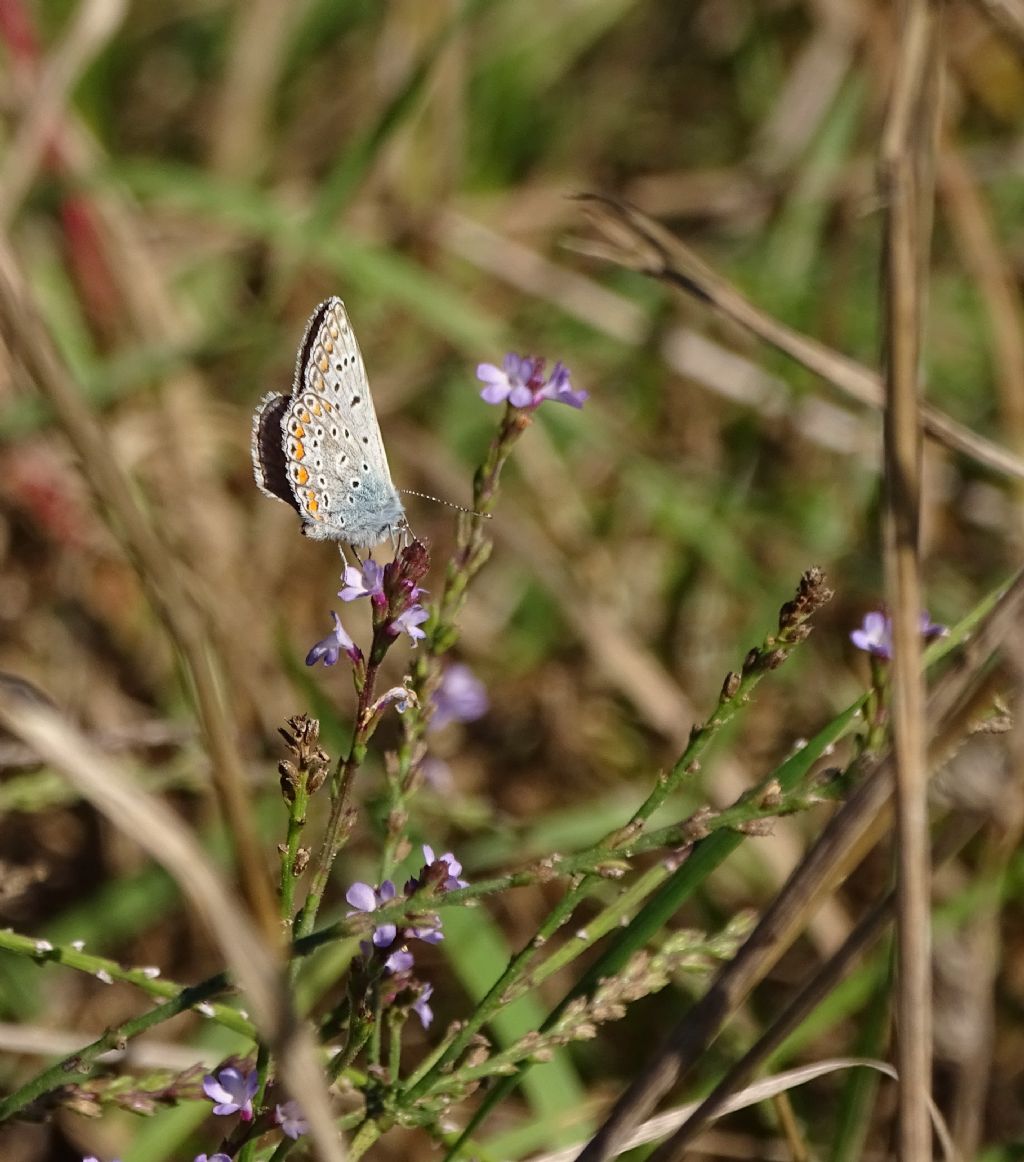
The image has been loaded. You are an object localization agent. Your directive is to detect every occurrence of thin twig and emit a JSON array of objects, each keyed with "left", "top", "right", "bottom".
[{"left": 574, "top": 193, "right": 1024, "bottom": 483}]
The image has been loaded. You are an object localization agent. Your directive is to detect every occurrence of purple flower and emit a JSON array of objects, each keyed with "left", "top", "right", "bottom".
[
  {"left": 305, "top": 611, "right": 359, "bottom": 667},
  {"left": 919, "top": 612, "right": 949, "bottom": 643},
  {"left": 407, "top": 920, "right": 444, "bottom": 944},
  {"left": 851, "top": 610, "right": 949, "bottom": 661},
  {"left": 385, "top": 946, "right": 415, "bottom": 973},
  {"left": 535, "top": 361, "right": 588, "bottom": 408},
  {"left": 346, "top": 880, "right": 398, "bottom": 947},
  {"left": 195, "top": 1155, "right": 232, "bottom": 1162},
  {"left": 391, "top": 603, "right": 429, "bottom": 643},
  {"left": 412, "top": 983, "right": 434, "bottom": 1029},
  {"left": 850, "top": 610, "right": 892, "bottom": 659},
  {"left": 430, "top": 663, "right": 488, "bottom": 731},
  {"left": 423, "top": 844, "right": 469, "bottom": 890},
  {"left": 478, "top": 353, "right": 539, "bottom": 407},
  {"left": 202, "top": 1066, "right": 258, "bottom": 1120},
  {"left": 339, "top": 560, "right": 386, "bottom": 605},
  {"left": 477, "top": 353, "right": 587, "bottom": 410},
  {"left": 275, "top": 1099, "right": 309, "bottom": 1140}
]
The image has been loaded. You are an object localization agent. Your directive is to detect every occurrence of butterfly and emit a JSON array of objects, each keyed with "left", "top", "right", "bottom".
[{"left": 251, "top": 297, "right": 407, "bottom": 550}]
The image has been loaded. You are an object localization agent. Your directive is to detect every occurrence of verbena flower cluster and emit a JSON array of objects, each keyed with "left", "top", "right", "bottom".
[
  {"left": 306, "top": 550, "right": 430, "bottom": 667},
  {"left": 345, "top": 846, "right": 469, "bottom": 1028},
  {"left": 84, "top": 1072, "right": 310, "bottom": 1160},
  {"left": 477, "top": 353, "right": 588, "bottom": 409}
]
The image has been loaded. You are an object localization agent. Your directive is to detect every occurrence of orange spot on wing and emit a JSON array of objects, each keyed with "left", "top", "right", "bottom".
[
  {"left": 294, "top": 466, "right": 309, "bottom": 485},
  {"left": 306, "top": 492, "right": 319, "bottom": 514}
]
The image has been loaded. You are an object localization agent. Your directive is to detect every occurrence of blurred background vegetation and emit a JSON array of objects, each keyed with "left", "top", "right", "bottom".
[{"left": 2, "top": 0, "right": 1024, "bottom": 1158}]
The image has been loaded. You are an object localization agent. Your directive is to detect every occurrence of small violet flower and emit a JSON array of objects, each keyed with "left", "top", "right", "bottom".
[
  {"left": 430, "top": 663, "right": 488, "bottom": 731},
  {"left": 850, "top": 610, "right": 891, "bottom": 659},
  {"left": 195, "top": 1155, "right": 232, "bottom": 1162},
  {"left": 305, "top": 611, "right": 359, "bottom": 667},
  {"left": 202, "top": 1066, "right": 258, "bottom": 1120},
  {"left": 919, "top": 612, "right": 949, "bottom": 643},
  {"left": 339, "top": 560, "right": 386, "bottom": 605},
  {"left": 406, "top": 919, "right": 444, "bottom": 945},
  {"left": 385, "top": 946, "right": 415, "bottom": 973},
  {"left": 423, "top": 844, "right": 469, "bottom": 891},
  {"left": 412, "top": 982, "right": 434, "bottom": 1029},
  {"left": 391, "top": 603, "right": 429, "bottom": 643},
  {"left": 850, "top": 610, "right": 948, "bottom": 661},
  {"left": 477, "top": 353, "right": 588, "bottom": 410},
  {"left": 275, "top": 1099, "right": 309, "bottom": 1140},
  {"left": 346, "top": 880, "right": 398, "bottom": 948}
]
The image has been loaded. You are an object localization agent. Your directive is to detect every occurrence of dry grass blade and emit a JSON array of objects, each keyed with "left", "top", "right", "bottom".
[
  {"left": 940, "top": 144, "right": 1024, "bottom": 476},
  {"left": 878, "top": 3, "right": 941, "bottom": 1155},
  {"left": 573, "top": 193, "right": 1024, "bottom": 483},
  {"left": 649, "top": 807, "right": 989, "bottom": 1157},
  {"left": 973, "top": 0, "right": 1024, "bottom": 48},
  {"left": 532, "top": 1059, "right": 953, "bottom": 1162},
  {"left": 0, "top": 0, "right": 127, "bottom": 225},
  {"left": 0, "top": 692, "right": 345, "bottom": 1162},
  {"left": 0, "top": 238, "right": 278, "bottom": 939},
  {"left": 574, "top": 566, "right": 1024, "bottom": 1162}
]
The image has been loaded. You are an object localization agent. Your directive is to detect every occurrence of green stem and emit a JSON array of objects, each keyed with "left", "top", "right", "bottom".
[
  {"left": 295, "top": 654, "right": 382, "bottom": 939},
  {"left": 0, "top": 974, "right": 230, "bottom": 1122},
  {"left": 279, "top": 775, "right": 311, "bottom": 926},
  {"left": 380, "top": 404, "right": 527, "bottom": 878}
]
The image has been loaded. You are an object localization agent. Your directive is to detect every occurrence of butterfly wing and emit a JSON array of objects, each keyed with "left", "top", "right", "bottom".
[
  {"left": 252, "top": 391, "right": 300, "bottom": 511},
  {"left": 278, "top": 298, "right": 405, "bottom": 547}
]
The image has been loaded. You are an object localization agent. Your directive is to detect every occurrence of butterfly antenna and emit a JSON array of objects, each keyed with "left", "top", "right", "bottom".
[{"left": 400, "top": 489, "right": 492, "bottom": 520}]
